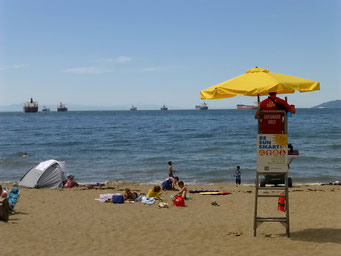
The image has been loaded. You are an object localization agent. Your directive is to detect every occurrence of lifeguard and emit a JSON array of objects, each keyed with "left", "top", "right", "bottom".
[
  {"left": 255, "top": 92, "right": 296, "bottom": 134},
  {"left": 255, "top": 92, "right": 296, "bottom": 119}
]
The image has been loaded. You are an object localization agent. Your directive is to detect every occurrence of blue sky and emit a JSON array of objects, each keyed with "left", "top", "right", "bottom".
[{"left": 0, "top": 0, "right": 340, "bottom": 109}]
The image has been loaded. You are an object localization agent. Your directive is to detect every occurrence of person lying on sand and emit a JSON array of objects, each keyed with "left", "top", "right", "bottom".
[
  {"left": 124, "top": 188, "right": 138, "bottom": 201},
  {"left": 146, "top": 186, "right": 162, "bottom": 200},
  {"left": 321, "top": 180, "right": 340, "bottom": 185},
  {"left": 162, "top": 176, "right": 179, "bottom": 191},
  {"left": 175, "top": 181, "right": 187, "bottom": 199}
]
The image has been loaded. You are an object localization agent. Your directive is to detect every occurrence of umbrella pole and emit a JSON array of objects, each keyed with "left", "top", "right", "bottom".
[{"left": 257, "top": 94, "right": 261, "bottom": 133}]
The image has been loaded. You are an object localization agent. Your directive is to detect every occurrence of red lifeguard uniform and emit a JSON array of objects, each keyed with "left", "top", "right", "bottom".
[
  {"left": 259, "top": 95, "right": 294, "bottom": 134},
  {"left": 260, "top": 96, "right": 292, "bottom": 111}
]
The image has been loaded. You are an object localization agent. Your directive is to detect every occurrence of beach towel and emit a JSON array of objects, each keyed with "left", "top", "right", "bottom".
[
  {"left": 321, "top": 180, "right": 341, "bottom": 185},
  {"left": 95, "top": 194, "right": 116, "bottom": 203},
  {"left": 135, "top": 195, "right": 144, "bottom": 202},
  {"left": 87, "top": 183, "right": 105, "bottom": 189},
  {"left": 141, "top": 196, "right": 156, "bottom": 205},
  {"left": 189, "top": 190, "right": 218, "bottom": 193}
]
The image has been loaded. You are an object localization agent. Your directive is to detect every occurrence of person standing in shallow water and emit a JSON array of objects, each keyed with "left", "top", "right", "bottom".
[
  {"left": 234, "top": 166, "right": 241, "bottom": 186},
  {"left": 168, "top": 161, "right": 176, "bottom": 177}
]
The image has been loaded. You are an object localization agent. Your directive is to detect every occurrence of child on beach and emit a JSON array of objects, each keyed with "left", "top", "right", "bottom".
[
  {"left": 175, "top": 181, "right": 187, "bottom": 199},
  {"left": 65, "top": 175, "right": 79, "bottom": 188},
  {"left": 168, "top": 161, "right": 176, "bottom": 177},
  {"left": 124, "top": 188, "right": 137, "bottom": 201},
  {"left": 162, "top": 176, "right": 179, "bottom": 191},
  {"left": 146, "top": 186, "right": 162, "bottom": 200},
  {"left": 233, "top": 166, "right": 241, "bottom": 186}
]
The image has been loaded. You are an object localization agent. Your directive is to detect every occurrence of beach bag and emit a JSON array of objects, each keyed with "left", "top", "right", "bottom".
[
  {"left": 112, "top": 194, "right": 124, "bottom": 204},
  {"left": 173, "top": 195, "right": 185, "bottom": 207}
]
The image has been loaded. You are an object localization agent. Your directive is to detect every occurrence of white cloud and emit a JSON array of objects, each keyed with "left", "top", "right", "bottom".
[
  {"left": 143, "top": 67, "right": 166, "bottom": 72},
  {"left": 0, "top": 64, "right": 28, "bottom": 71},
  {"left": 102, "top": 56, "right": 132, "bottom": 63},
  {"left": 115, "top": 56, "right": 132, "bottom": 63},
  {"left": 63, "top": 67, "right": 105, "bottom": 74}
]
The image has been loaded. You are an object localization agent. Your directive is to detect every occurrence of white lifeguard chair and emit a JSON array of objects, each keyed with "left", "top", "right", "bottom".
[
  {"left": 254, "top": 110, "right": 291, "bottom": 237},
  {"left": 198, "top": 66, "right": 319, "bottom": 238}
]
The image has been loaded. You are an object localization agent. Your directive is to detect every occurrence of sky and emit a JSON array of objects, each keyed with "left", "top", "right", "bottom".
[{"left": 0, "top": 0, "right": 340, "bottom": 109}]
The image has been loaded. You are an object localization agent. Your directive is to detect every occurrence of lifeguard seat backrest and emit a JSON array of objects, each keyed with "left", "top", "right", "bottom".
[{"left": 260, "top": 111, "right": 284, "bottom": 134}]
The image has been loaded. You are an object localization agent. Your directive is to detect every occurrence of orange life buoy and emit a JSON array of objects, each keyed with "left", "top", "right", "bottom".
[{"left": 278, "top": 192, "right": 286, "bottom": 212}]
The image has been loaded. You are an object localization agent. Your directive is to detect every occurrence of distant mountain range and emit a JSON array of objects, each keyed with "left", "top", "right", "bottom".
[{"left": 313, "top": 100, "right": 341, "bottom": 108}]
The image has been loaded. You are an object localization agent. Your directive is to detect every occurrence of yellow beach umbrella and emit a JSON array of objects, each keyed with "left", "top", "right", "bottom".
[{"left": 200, "top": 67, "right": 320, "bottom": 100}]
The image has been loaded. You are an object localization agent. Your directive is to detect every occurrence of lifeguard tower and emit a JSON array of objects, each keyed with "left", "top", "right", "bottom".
[
  {"left": 200, "top": 67, "right": 320, "bottom": 238},
  {"left": 254, "top": 108, "right": 291, "bottom": 237}
]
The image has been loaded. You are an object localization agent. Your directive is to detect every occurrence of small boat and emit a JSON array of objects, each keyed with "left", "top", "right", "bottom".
[
  {"left": 237, "top": 103, "right": 258, "bottom": 110},
  {"left": 160, "top": 104, "right": 168, "bottom": 110},
  {"left": 42, "top": 106, "right": 50, "bottom": 112},
  {"left": 57, "top": 102, "right": 68, "bottom": 112},
  {"left": 130, "top": 105, "right": 137, "bottom": 111},
  {"left": 195, "top": 102, "right": 208, "bottom": 110},
  {"left": 23, "top": 98, "right": 38, "bottom": 113}
]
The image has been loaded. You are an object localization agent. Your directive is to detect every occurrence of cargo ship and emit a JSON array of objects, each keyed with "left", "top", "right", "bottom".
[
  {"left": 23, "top": 98, "right": 38, "bottom": 113},
  {"left": 57, "top": 102, "right": 68, "bottom": 112},
  {"left": 195, "top": 102, "right": 208, "bottom": 110},
  {"left": 160, "top": 104, "right": 168, "bottom": 110},
  {"left": 42, "top": 106, "right": 50, "bottom": 112},
  {"left": 130, "top": 105, "right": 137, "bottom": 111},
  {"left": 236, "top": 103, "right": 258, "bottom": 110}
]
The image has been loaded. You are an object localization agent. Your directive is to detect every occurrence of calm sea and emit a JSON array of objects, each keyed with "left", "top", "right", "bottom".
[{"left": 0, "top": 109, "right": 340, "bottom": 184}]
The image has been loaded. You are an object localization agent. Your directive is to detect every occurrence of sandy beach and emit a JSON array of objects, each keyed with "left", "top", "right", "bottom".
[{"left": 1, "top": 182, "right": 340, "bottom": 256}]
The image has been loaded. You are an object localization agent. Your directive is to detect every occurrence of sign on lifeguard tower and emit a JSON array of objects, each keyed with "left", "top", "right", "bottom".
[{"left": 257, "top": 134, "right": 288, "bottom": 173}]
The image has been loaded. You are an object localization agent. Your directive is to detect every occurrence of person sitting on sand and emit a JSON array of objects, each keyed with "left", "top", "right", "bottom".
[
  {"left": 162, "top": 176, "right": 179, "bottom": 191},
  {"left": 0, "top": 185, "right": 7, "bottom": 200},
  {"left": 146, "top": 185, "right": 162, "bottom": 200},
  {"left": 124, "top": 188, "right": 137, "bottom": 201},
  {"left": 175, "top": 181, "right": 187, "bottom": 199},
  {"left": 65, "top": 175, "right": 79, "bottom": 188}
]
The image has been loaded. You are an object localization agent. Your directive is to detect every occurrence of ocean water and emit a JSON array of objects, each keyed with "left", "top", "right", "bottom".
[{"left": 0, "top": 109, "right": 340, "bottom": 184}]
